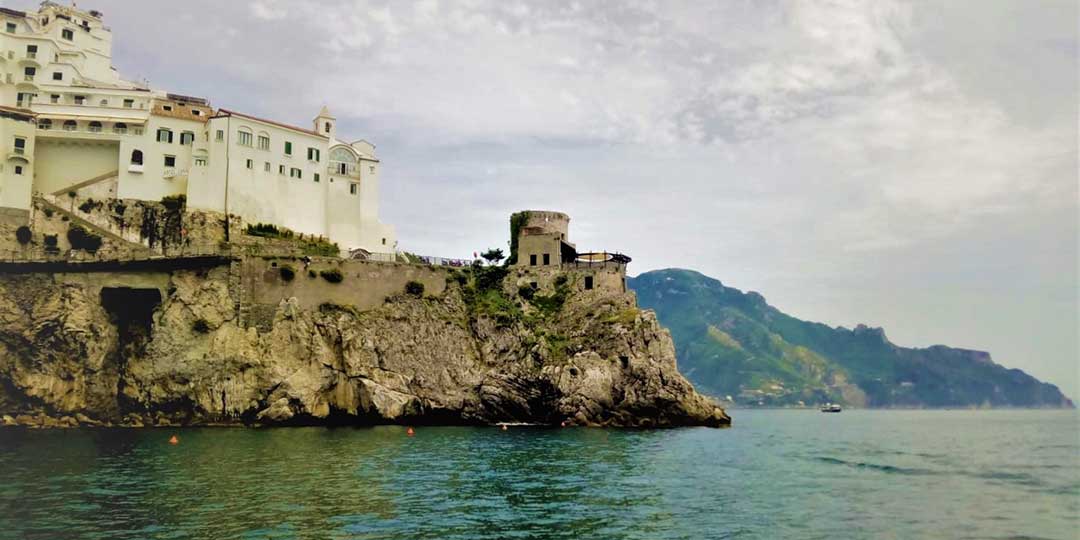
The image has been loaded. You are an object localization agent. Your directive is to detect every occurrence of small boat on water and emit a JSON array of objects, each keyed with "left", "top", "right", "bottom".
[{"left": 820, "top": 403, "right": 842, "bottom": 413}]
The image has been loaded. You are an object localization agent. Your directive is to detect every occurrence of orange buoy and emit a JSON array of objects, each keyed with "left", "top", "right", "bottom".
[
  {"left": 168, "top": 435, "right": 179, "bottom": 445},
  {"left": 406, "top": 427, "right": 415, "bottom": 436}
]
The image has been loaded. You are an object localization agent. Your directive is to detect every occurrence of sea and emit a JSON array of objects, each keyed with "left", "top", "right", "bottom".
[{"left": 0, "top": 410, "right": 1076, "bottom": 540}]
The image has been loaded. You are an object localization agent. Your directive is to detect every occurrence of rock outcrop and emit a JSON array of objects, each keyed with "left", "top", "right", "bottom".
[{"left": 0, "top": 266, "right": 729, "bottom": 428}]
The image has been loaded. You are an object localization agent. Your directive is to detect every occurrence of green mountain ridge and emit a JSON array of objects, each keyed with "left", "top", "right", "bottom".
[{"left": 628, "top": 269, "right": 1074, "bottom": 408}]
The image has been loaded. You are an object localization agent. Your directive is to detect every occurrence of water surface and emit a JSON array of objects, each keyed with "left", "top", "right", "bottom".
[{"left": 0, "top": 410, "right": 1076, "bottom": 539}]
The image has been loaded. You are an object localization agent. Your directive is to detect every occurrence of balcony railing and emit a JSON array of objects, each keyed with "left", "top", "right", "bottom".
[
  {"left": 23, "top": 74, "right": 34, "bottom": 82},
  {"left": 25, "top": 51, "right": 36, "bottom": 59}
]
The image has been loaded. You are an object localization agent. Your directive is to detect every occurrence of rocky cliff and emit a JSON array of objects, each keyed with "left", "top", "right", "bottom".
[{"left": 0, "top": 264, "right": 729, "bottom": 428}]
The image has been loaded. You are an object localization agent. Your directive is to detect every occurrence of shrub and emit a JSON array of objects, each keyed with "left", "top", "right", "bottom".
[
  {"left": 78, "top": 199, "right": 102, "bottom": 213},
  {"left": 308, "top": 269, "right": 317, "bottom": 278},
  {"left": 160, "top": 194, "right": 186, "bottom": 211},
  {"left": 15, "top": 226, "right": 31, "bottom": 245},
  {"left": 191, "top": 318, "right": 211, "bottom": 333},
  {"left": 42, "top": 208, "right": 53, "bottom": 218},
  {"left": 43, "top": 234, "right": 57, "bottom": 248},
  {"left": 405, "top": 281, "right": 425, "bottom": 297},
  {"left": 554, "top": 274, "right": 568, "bottom": 287},
  {"left": 67, "top": 225, "right": 103, "bottom": 253},
  {"left": 279, "top": 265, "right": 296, "bottom": 281},
  {"left": 319, "top": 268, "right": 343, "bottom": 283},
  {"left": 474, "top": 265, "right": 508, "bottom": 291}
]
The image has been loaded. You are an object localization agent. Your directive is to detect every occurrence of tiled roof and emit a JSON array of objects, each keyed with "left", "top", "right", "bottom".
[{"left": 214, "top": 109, "right": 326, "bottom": 139}]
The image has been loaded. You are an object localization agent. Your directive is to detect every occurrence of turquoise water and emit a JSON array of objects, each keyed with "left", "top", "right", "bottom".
[{"left": 0, "top": 410, "right": 1076, "bottom": 539}]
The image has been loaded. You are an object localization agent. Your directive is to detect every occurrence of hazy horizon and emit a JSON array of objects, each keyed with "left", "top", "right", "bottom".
[{"left": 10, "top": 0, "right": 1076, "bottom": 399}]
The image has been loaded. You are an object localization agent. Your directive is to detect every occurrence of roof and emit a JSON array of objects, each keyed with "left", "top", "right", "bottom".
[
  {"left": 0, "top": 7, "right": 27, "bottom": 19},
  {"left": 152, "top": 99, "right": 212, "bottom": 123},
  {"left": 214, "top": 109, "right": 326, "bottom": 139},
  {"left": 316, "top": 105, "right": 335, "bottom": 119},
  {"left": 0, "top": 106, "right": 36, "bottom": 122}
]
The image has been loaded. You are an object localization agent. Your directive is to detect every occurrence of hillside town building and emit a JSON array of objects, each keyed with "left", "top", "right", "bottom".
[{"left": 0, "top": 2, "right": 394, "bottom": 253}]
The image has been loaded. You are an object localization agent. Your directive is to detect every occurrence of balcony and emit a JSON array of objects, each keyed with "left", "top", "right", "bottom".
[{"left": 23, "top": 74, "right": 35, "bottom": 82}]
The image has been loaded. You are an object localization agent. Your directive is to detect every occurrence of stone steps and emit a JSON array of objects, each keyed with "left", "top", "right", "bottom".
[{"left": 33, "top": 195, "right": 153, "bottom": 254}]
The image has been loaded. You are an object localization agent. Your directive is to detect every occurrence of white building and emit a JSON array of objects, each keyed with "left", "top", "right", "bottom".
[{"left": 0, "top": 2, "right": 395, "bottom": 253}]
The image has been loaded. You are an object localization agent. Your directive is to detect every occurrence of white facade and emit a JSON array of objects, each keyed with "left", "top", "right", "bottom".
[{"left": 0, "top": 2, "right": 395, "bottom": 252}]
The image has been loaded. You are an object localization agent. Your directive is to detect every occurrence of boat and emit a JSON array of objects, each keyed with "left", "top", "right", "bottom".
[{"left": 820, "top": 403, "right": 842, "bottom": 413}]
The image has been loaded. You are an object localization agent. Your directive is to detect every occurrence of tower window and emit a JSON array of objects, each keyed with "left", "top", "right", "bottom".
[
  {"left": 543, "top": 253, "right": 550, "bottom": 265},
  {"left": 314, "top": 173, "right": 320, "bottom": 183},
  {"left": 530, "top": 254, "right": 537, "bottom": 266},
  {"left": 584, "top": 276, "right": 594, "bottom": 290},
  {"left": 264, "top": 162, "right": 271, "bottom": 172},
  {"left": 324, "top": 122, "right": 331, "bottom": 133},
  {"left": 6, "top": 23, "right": 16, "bottom": 33},
  {"left": 245, "top": 159, "right": 253, "bottom": 169}
]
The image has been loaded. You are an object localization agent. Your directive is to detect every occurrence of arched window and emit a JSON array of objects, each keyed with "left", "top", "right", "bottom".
[
  {"left": 38, "top": 118, "right": 52, "bottom": 130},
  {"left": 113, "top": 122, "right": 127, "bottom": 134},
  {"left": 88, "top": 121, "right": 102, "bottom": 133},
  {"left": 130, "top": 149, "right": 143, "bottom": 165},
  {"left": 63, "top": 120, "right": 77, "bottom": 131},
  {"left": 324, "top": 121, "right": 332, "bottom": 133}
]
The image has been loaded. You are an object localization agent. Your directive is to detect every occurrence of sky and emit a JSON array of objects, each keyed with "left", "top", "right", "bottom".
[{"left": 12, "top": 0, "right": 1077, "bottom": 399}]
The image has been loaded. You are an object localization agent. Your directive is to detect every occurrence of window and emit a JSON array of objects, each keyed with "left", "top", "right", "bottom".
[
  {"left": 246, "top": 159, "right": 254, "bottom": 170},
  {"left": 237, "top": 130, "right": 252, "bottom": 146},
  {"left": 349, "top": 183, "right": 357, "bottom": 195},
  {"left": 52, "top": 72, "right": 63, "bottom": 81},
  {"left": 180, "top": 131, "right": 195, "bottom": 145},
  {"left": 278, "top": 164, "right": 285, "bottom": 175},
  {"left": 26, "top": 45, "right": 37, "bottom": 58},
  {"left": 63, "top": 120, "right": 77, "bottom": 131},
  {"left": 191, "top": 110, "right": 202, "bottom": 116},
  {"left": 74, "top": 95, "right": 85, "bottom": 105},
  {"left": 164, "top": 155, "right": 176, "bottom": 167},
  {"left": 382, "top": 238, "right": 387, "bottom": 245},
  {"left": 289, "top": 167, "right": 301, "bottom": 179},
  {"left": 370, "top": 165, "right": 376, "bottom": 174},
  {"left": 38, "top": 119, "right": 52, "bottom": 130},
  {"left": 23, "top": 67, "right": 36, "bottom": 79},
  {"left": 6, "top": 22, "right": 15, "bottom": 33},
  {"left": 123, "top": 99, "right": 134, "bottom": 108},
  {"left": 314, "top": 173, "right": 320, "bottom": 183},
  {"left": 530, "top": 254, "right": 537, "bottom": 266},
  {"left": 99, "top": 99, "right": 108, "bottom": 107},
  {"left": 114, "top": 122, "right": 127, "bottom": 134},
  {"left": 13, "top": 137, "right": 25, "bottom": 154},
  {"left": 162, "top": 105, "right": 172, "bottom": 111},
  {"left": 130, "top": 150, "right": 143, "bottom": 165},
  {"left": 194, "top": 157, "right": 207, "bottom": 167},
  {"left": 156, "top": 128, "right": 173, "bottom": 143},
  {"left": 324, "top": 121, "right": 332, "bottom": 133},
  {"left": 61, "top": 28, "right": 73, "bottom": 40},
  {"left": 543, "top": 253, "right": 550, "bottom": 265},
  {"left": 307, "top": 147, "right": 320, "bottom": 162},
  {"left": 14, "top": 166, "right": 22, "bottom": 176},
  {"left": 584, "top": 276, "right": 594, "bottom": 290},
  {"left": 257, "top": 135, "right": 270, "bottom": 150},
  {"left": 263, "top": 162, "right": 271, "bottom": 172},
  {"left": 284, "top": 141, "right": 293, "bottom": 155},
  {"left": 215, "top": 130, "right": 224, "bottom": 142},
  {"left": 88, "top": 121, "right": 102, "bottom": 133},
  {"left": 50, "top": 94, "right": 60, "bottom": 104}
]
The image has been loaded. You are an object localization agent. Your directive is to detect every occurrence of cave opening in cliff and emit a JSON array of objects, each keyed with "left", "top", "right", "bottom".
[{"left": 101, "top": 287, "right": 162, "bottom": 415}]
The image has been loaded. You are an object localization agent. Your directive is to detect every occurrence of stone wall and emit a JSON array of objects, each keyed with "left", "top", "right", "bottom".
[{"left": 240, "top": 256, "right": 453, "bottom": 329}]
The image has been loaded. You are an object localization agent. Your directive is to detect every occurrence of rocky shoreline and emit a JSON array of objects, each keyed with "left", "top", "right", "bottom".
[{"left": 0, "top": 266, "right": 730, "bottom": 429}]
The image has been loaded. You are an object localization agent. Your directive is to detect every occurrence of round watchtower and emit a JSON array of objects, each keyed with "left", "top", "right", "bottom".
[{"left": 520, "top": 210, "right": 570, "bottom": 239}]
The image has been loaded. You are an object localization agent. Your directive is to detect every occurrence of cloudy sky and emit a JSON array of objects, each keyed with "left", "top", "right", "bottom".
[{"left": 15, "top": 0, "right": 1076, "bottom": 398}]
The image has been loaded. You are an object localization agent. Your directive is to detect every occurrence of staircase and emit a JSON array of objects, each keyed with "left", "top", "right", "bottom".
[
  {"left": 33, "top": 195, "right": 156, "bottom": 255},
  {"left": 51, "top": 170, "right": 119, "bottom": 198}
]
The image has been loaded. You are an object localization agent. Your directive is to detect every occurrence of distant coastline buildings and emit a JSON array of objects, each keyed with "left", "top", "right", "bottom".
[{"left": 0, "top": 2, "right": 395, "bottom": 253}]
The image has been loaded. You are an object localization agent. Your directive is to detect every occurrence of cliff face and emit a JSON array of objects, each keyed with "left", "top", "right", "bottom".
[{"left": 0, "top": 267, "right": 729, "bottom": 428}]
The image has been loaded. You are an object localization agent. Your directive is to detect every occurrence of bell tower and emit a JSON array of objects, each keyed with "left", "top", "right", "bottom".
[{"left": 314, "top": 106, "right": 336, "bottom": 140}]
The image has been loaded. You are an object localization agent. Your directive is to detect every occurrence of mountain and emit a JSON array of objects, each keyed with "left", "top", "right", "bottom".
[{"left": 628, "top": 269, "right": 1074, "bottom": 408}]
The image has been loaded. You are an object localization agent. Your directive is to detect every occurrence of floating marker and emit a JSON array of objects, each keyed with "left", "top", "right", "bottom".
[
  {"left": 406, "top": 427, "right": 415, "bottom": 436},
  {"left": 560, "top": 421, "right": 566, "bottom": 427},
  {"left": 168, "top": 435, "right": 179, "bottom": 445},
  {"left": 501, "top": 424, "right": 508, "bottom": 431}
]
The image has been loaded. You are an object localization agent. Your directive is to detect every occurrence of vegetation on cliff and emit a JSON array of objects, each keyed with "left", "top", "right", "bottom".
[{"left": 629, "top": 269, "right": 1073, "bottom": 408}]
